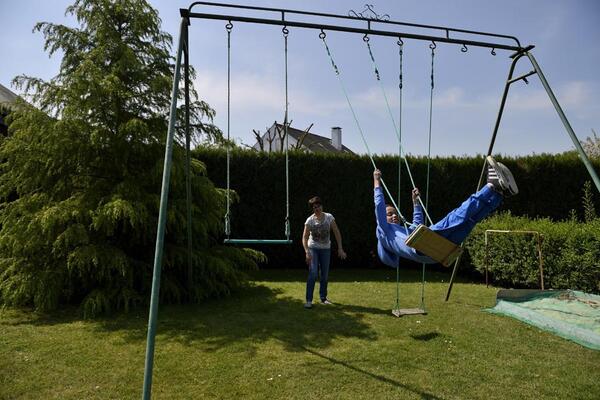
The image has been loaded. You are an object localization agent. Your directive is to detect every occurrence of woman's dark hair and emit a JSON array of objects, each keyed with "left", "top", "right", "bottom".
[{"left": 308, "top": 196, "right": 322, "bottom": 207}]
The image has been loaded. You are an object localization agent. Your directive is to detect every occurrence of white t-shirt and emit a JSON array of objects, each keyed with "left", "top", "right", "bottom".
[{"left": 305, "top": 212, "right": 335, "bottom": 249}]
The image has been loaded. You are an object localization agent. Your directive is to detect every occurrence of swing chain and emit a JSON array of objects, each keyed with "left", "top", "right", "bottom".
[
  {"left": 320, "top": 31, "right": 340, "bottom": 75},
  {"left": 364, "top": 34, "right": 380, "bottom": 81},
  {"left": 224, "top": 213, "right": 231, "bottom": 236},
  {"left": 284, "top": 217, "right": 291, "bottom": 239},
  {"left": 430, "top": 42, "right": 435, "bottom": 90},
  {"left": 397, "top": 38, "right": 403, "bottom": 89}
]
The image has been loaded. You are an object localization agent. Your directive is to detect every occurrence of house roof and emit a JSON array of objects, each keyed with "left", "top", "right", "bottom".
[
  {"left": 0, "top": 83, "right": 18, "bottom": 105},
  {"left": 273, "top": 123, "right": 355, "bottom": 154}
]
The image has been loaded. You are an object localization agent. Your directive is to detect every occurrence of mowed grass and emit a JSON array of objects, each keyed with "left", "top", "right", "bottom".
[{"left": 1, "top": 268, "right": 598, "bottom": 400}]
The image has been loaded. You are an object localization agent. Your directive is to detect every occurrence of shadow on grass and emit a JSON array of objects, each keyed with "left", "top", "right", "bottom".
[
  {"left": 252, "top": 267, "right": 452, "bottom": 284},
  {"left": 335, "top": 303, "right": 391, "bottom": 316},
  {"left": 410, "top": 332, "right": 440, "bottom": 341},
  {"left": 86, "top": 283, "right": 380, "bottom": 353},
  {"left": 302, "top": 346, "right": 444, "bottom": 400}
]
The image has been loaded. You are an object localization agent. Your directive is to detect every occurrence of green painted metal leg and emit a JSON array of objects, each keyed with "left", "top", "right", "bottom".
[
  {"left": 142, "top": 19, "right": 185, "bottom": 400},
  {"left": 527, "top": 52, "right": 600, "bottom": 194}
]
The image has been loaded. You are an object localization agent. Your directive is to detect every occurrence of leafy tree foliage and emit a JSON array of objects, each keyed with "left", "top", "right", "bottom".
[
  {"left": 581, "top": 129, "right": 600, "bottom": 159},
  {"left": 0, "top": 0, "right": 262, "bottom": 316}
]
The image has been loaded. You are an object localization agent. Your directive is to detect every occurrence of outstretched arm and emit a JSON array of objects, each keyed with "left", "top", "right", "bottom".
[
  {"left": 373, "top": 169, "right": 394, "bottom": 236},
  {"left": 411, "top": 188, "right": 424, "bottom": 226}
]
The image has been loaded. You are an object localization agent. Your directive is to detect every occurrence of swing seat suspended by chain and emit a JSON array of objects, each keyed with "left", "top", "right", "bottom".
[
  {"left": 405, "top": 225, "right": 463, "bottom": 267},
  {"left": 392, "top": 308, "right": 427, "bottom": 317}
]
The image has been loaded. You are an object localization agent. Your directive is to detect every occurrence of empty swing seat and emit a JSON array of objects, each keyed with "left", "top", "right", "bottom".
[{"left": 405, "top": 225, "right": 462, "bottom": 267}]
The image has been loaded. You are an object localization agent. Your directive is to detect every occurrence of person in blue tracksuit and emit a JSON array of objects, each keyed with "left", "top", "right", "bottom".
[{"left": 374, "top": 156, "right": 518, "bottom": 267}]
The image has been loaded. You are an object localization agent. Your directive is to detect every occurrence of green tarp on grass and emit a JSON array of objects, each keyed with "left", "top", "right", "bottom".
[{"left": 488, "top": 289, "right": 600, "bottom": 350}]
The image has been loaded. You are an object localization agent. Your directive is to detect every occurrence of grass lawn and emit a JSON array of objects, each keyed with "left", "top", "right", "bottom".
[{"left": 1, "top": 268, "right": 598, "bottom": 399}]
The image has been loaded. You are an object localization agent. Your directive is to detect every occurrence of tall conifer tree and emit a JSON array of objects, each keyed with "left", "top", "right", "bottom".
[{"left": 0, "top": 0, "right": 262, "bottom": 316}]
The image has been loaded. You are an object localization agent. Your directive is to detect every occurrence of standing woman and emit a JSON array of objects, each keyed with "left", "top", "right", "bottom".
[{"left": 302, "top": 196, "right": 347, "bottom": 309}]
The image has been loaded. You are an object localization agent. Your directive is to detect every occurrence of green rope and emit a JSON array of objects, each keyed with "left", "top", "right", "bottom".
[
  {"left": 224, "top": 24, "right": 292, "bottom": 241},
  {"left": 224, "top": 22, "right": 233, "bottom": 237},
  {"left": 320, "top": 32, "right": 409, "bottom": 230},
  {"left": 396, "top": 39, "right": 403, "bottom": 311},
  {"left": 421, "top": 42, "right": 436, "bottom": 311},
  {"left": 363, "top": 36, "right": 436, "bottom": 311},
  {"left": 363, "top": 36, "right": 434, "bottom": 225},
  {"left": 283, "top": 27, "right": 291, "bottom": 240}
]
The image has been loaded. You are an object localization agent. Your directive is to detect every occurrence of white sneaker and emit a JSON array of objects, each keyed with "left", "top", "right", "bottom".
[
  {"left": 321, "top": 298, "right": 333, "bottom": 305},
  {"left": 486, "top": 156, "right": 518, "bottom": 196}
]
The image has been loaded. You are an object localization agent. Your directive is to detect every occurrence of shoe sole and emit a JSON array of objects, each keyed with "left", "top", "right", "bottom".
[
  {"left": 497, "top": 162, "right": 519, "bottom": 195},
  {"left": 486, "top": 156, "right": 518, "bottom": 195}
]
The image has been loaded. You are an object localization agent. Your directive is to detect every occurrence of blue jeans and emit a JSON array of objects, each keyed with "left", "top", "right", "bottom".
[
  {"left": 430, "top": 185, "right": 503, "bottom": 244},
  {"left": 306, "top": 248, "right": 331, "bottom": 302}
]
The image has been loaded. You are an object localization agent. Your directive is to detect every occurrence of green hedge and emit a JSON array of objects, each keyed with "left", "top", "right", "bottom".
[
  {"left": 192, "top": 148, "right": 600, "bottom": 286},
  {"left": 465, "top": 214, "right": 600, "bottom": 293}
]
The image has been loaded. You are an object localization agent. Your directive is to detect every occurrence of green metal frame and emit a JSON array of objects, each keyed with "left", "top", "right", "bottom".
[
  {"left": 142, "top": 18, "right": 185, "bottom": 400},
  {"left": 143, "top": 3, "right": 600, "bottom": 399}
]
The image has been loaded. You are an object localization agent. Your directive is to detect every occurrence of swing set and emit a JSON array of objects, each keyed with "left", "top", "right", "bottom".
[{"left": 142, "top": 3, "right": 600, "bottom": 398}]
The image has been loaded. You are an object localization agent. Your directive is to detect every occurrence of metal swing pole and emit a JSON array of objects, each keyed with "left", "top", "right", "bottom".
[
  {"left": 444, "top": 45, "right": 600, "bottom": 302},
  {"left": 444, "top": 49, "right": 529, "bottom": 302},
  {"left": 184, "top": 17, "right": 194, "bottom": 299},
  {"left": 526, "top": 52, "right": 600, "bottom": 193},
  {"left": 142, "top": 17, "right": 186, "bottom": 400}
]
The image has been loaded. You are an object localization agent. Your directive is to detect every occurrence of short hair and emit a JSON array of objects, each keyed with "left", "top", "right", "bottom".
[
  {"left": 386, "top": 203, "right": 396, "bottom": 209},
  {"left": 308, "top": 196, "right": 322, "bottom": 206}
]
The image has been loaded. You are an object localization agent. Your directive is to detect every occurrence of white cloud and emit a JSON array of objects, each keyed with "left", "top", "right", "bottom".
[
  {"left": 502, "top": 81, "right": 593, "bottom": 112},
  {"left": 193, "top": 68, "right": 350, "bottom": 117},
  {"left": 561, "top": 81, "right": 591, "bottom": 107}
]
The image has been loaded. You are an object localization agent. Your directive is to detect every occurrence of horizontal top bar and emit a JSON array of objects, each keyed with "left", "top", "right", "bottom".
[{"left": 183, "top": 2, "right": 524, "bottom": 52}]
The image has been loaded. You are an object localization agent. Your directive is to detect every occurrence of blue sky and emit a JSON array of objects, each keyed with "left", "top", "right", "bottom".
[{"left": 2, "top": 0, "right": 599, "bottom": 156}]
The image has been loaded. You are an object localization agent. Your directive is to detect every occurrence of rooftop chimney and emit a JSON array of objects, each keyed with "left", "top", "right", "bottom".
[{"left": 331, "top": 126, "right": 342, "bottom": 151}]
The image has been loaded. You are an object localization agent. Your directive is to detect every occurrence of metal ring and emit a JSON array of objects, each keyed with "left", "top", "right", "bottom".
[
  {"left": 397, "top": 37, "right": 404, "bottom": 46},
  {"left": 461, "top": 44, "right": 468, "bottom": 53},
  {"left": 429, "top": 41, "right": 436, "bottom": 50},
  {"left": 363, "top": 34, "right": 370, "bottom": 43},
  {"left": 319, "top": 30, "right": 326, "bottom": 39},
  {"left": 282, "top": 26, "right": 289, "bottom": 36}
]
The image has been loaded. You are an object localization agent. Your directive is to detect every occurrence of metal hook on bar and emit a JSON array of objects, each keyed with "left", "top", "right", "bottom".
[
  {"left": 282, "top": 25, "right": 289, "bottom": 36},
  {"left": 225, "top": 20, "right": 233, "bottom": 32},
  {"left": 491, "top": 48, "right": 497, "bottom": 56},
  {"left": 363, "top": 33, "right": 370, "bottom": 42},
  {"left": 319, "top": 29, "right": 326, "bottom": 39},
  {"left": 429, "top": 41, "right": 436, "bottom": 50},
  {"left": 397, "top": 37, "right": 404, "bottom": 46},
  {"left": 461, "top": 43, "right": 468, "bottom": 53}
]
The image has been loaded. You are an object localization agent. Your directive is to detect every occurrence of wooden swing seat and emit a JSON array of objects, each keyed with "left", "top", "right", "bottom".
[
  {"left": 405, "top": 225, "right": 463, "bottom": 267},
  {"left": 392, "top": 308, "right": 427, "bottom": 317}
]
